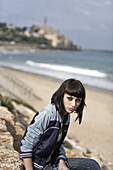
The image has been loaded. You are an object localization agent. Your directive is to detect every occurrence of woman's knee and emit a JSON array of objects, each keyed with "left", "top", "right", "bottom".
[
  {"left": 88, "top": 158, "right": 100, "bottom": 170},
  {"left": 66, "top": 158, "right": 100, "bottom": 170}
]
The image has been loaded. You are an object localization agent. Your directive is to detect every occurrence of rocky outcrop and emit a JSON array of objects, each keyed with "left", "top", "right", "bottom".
[
  {"left": 0, "top": 98, "right": 113, "bottom": 170},
  {"left": 0, "top": 100, "right": 35, "bottom": 170},
  {"left": 0, "top": 106, "right": 20, "bottom": 169}
]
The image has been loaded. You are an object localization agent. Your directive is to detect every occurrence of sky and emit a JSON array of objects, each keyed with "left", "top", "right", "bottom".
[{"left": 0, "top": 0, "right": 113, "bottom": 50}]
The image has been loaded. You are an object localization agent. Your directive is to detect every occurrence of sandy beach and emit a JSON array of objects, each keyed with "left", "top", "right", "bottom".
[{"left": 0, "top": 66, "right": 113, "bottom": 165}]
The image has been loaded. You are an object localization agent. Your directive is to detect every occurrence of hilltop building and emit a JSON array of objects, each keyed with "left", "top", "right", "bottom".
[
  {"left": 0, "top": 21, "right": 81, "bottom": 50},
  {"left": 29, "top": 17, "right": 79, "bottom": 50}
]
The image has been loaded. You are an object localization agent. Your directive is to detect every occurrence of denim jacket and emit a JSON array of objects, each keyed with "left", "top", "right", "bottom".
[{"left": 20, "top": 104, "right": 70, "bottom": 170}]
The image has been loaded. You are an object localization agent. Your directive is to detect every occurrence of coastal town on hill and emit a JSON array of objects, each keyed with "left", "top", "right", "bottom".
[{"left": 0, "top": 18, "right": 81, "bottom": 50}]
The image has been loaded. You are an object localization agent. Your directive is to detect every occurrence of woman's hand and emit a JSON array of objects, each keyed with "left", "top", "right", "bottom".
[
  {"left": 23, "top": 158, "right": 33, "bottom": 170},
  {"left": 58, "top": 159, "right": 70, "bottom": 170}
]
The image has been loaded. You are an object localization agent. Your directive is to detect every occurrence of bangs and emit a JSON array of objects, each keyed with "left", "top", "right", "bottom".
[
  {"left": 51, "top": 78, "right": 86, "bottom": 123},
  {"left": 64, "top": 82, "right": 85, "bottom": 98}
]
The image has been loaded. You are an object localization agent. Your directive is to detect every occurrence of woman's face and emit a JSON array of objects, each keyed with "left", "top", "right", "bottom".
[{"left": 63, "top": 93, "right": 82, "bottom": 113}]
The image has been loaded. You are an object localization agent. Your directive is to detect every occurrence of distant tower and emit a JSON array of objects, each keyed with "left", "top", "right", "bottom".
[{"left": 44, "top": 16, "right": 47, "bottom": 27}]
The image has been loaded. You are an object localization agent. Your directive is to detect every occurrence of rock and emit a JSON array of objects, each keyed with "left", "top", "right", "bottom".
[
  {"left": 0, "top": 104, "right": 30, "bottom": 169},
  {"left": 0, "top": 132, "right": 14, "bottom": 147},
  {"left": 65, "top": 136, "right": 84, "bottom": 151},
  {"left": 101, "top": 165, "right": 109, "bottom": 170},
  {"left": 86, "top": 147, "right": 92, "bottom": 154},
  {"left": 65, "top": 140, "right": 73, "bottom": 149},
  {"left": 82, "top": 152, "right": 90, "bottom": 158},
  {"left": 0, "top": 106, "right": 14, "bottom": 124},
  {"left": 0, "top": 119, "right": 7, "bottom": 132},
  {"left": 12, "top": 101, "right": 35, "bottom": 121}
]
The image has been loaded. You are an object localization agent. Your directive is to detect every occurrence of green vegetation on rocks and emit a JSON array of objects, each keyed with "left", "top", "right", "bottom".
[
  {"left": 0, "top": 94, "right": 37, "bottom": 112},
  {"left": 0, "top": 94, "right": 13, "bottom": 112}
]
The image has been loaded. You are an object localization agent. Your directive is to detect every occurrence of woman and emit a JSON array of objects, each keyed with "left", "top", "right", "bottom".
[{"left": 20, "top": 78, "right": 100, "bottom": 170}]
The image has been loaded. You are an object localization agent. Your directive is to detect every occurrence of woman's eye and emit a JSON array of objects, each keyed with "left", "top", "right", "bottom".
[
  {"left": 67, "top": 97, "right": 73, "bottom": 101},
  {"left": 75, "top": 99, "right": 81, "bottom": 103}
]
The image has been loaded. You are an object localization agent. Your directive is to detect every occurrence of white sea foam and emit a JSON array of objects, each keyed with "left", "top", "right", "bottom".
[
  {"left": 26, "top": 60, "right": 107, "bottom": 78},
  {"left": 0, "top": 62, "right": 113, "bottom": 91},
  {"left": 0, "top": 49, "right": 112, "bottom": 91},
  {"left": 0, "top": 49, "right": 21, "bottom": 55},
  {"left": 0, "top": 49, "right": 35, "bottom": 55}
]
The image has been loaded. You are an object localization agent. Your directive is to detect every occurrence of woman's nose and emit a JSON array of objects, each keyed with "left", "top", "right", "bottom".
[{"left": 71, "top": 99, "right": 76, "bottom": 107}]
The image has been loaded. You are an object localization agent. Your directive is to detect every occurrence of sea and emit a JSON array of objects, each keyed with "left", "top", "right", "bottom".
[{"left": 0, "top": 49, "right": 113, "bottom": 91}]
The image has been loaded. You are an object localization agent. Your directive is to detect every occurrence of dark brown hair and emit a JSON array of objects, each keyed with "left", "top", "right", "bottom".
[{"left": 51, "top": 78, "right": 86, "bottom": 124}]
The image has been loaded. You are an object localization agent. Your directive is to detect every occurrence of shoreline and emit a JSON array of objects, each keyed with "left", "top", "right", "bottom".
[
  {"left": 0, "top": 42, "right": 80, "bottom": 51},
  {"left": 1, "top": 65, "right": 113, "bottom": 96},
  {"left": 0, "top": 42, "right": 113, "bottom": 53}
]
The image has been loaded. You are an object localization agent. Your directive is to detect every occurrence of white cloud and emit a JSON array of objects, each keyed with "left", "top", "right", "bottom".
[
  {"left": 105, "top": 0, "right": 113, "bottom": 5},
  {"left": 84, "top": 0, "right": 102, "bottom": 7}
]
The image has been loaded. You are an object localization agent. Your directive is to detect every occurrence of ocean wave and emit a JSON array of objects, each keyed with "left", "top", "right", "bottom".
[
  {"left": 0, "top": 49, "right": 36, "bottom": 55},
  {"left": 26, "top": 60, "right": 107, "bottom": 78},
  {"left": 0, "top": 62, "right": 113, "bottom": 91},
  {"left": 0, "top": 49, "right": 22, "bottom": 55}
]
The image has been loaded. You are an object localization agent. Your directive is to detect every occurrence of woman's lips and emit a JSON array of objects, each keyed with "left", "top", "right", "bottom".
[{"left": 68, "top": 108, "right": 74, "bottom": 111}]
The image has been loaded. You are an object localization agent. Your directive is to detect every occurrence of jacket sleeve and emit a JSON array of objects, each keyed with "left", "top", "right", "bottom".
[
  {"left": 57, "top": 141, "right": 67, "bottom": 161},
  {"left": 20, "top": 109, "right": 50, "bottom": 160}
]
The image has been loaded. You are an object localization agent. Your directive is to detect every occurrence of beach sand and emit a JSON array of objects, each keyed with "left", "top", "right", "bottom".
[{"left": 1, "top": 67, "right": 113, "bottom": 164}]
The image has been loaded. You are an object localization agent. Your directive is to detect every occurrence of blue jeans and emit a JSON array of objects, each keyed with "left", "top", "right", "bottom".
[{"left": 43, "top": 158, "right": 100, "bottom": 170}]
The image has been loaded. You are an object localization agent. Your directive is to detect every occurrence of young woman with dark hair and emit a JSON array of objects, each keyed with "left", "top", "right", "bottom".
[{"left": 20, "top": 78, "right": 100, "bottom": 170}]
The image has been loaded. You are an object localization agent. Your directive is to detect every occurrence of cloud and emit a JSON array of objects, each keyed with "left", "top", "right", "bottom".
[{"left": 105, "top": 0, "right": 113, "bottom": 5}]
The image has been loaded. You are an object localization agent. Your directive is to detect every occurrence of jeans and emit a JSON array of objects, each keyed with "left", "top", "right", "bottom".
[{"left": 43, "top": 158, "right": 100, "bottom": 170}]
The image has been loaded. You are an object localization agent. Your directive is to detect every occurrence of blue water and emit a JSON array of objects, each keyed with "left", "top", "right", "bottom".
[{"left": 0, "top": 49, "right": 113, "bottom": 91}]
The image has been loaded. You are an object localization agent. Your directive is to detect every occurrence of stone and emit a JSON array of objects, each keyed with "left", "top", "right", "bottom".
[{"left": 101, "top": 165, "right": 109, "bottom": 170}]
